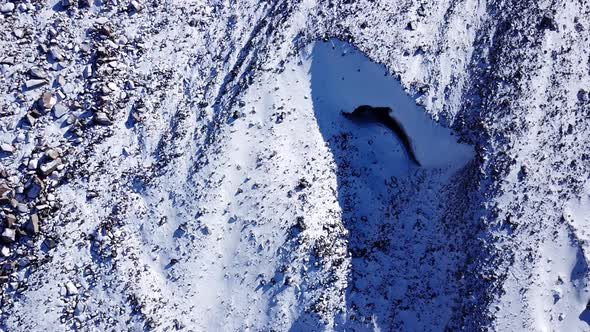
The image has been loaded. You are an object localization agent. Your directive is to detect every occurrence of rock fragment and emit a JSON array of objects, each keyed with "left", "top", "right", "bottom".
[
  {"left": 45, "top": 148, "right": 60, "bottom": 160},
  {"left": 94, "top": 112, "right": 112, "bottom": 125},
  {"left": 129, "top": 0, "right": 140, "bottom": 12},
  {"left": 578, "top": 89, "right": 589, "bottom": 103},
  {"left": 24, "top": 214, "right": 39, "bottom": 235},
  {"left": 0, "top": 2, "right": 15, "bottom": 13},
  {"left": 13, "top": 28, "right": 24, "bottom": 38},
  {"left": 25, "top": 112, "right": 37, "bottom": 126},
  {"left": 406, "top": 21, "right": 416, "bottom": 31},
  {"left": 43, "top": 237, "right": 57, "bottom": 250},
  {"left": 0, "top": 56, "right": 15, "bottom": 65},
  {"left": 53, "top": 103, "right": 69, "bottom": 118},
  {"left": 98, "top": 25, "right": 112, "bottom": 37},
  {"left": 538, "top": 16, "right": 558, "bottom": 32},
  {"left": 48, "top": 47, "right": 64, "bottom": 62},
  {"left": 29, "top": 67, "right": 47, "bottom": 79},
  {"left": 0, "top": 186, "right": 12, "bottom": 204},
  {"left": 0, "top": 143, "right": 15, "bottom": 154},
  {"left": 39, "top": 92, "right": 57, "bottom": 109},
  {"left": 83, "top": 64, "right": 93, "bottom": 78},
  {"left": 48, "top": 27, "right": 58, "bottom": 38},
  {"left": 65, "top": 281, "right": 78, "bottom": 296},
  {"left": 55, "top": 75, "right": 66, "bottom": 87},
  {"left": 27, "top": 157, "right": 38, "bottom": 170},
  {"left": 26, "top": 176, "right": 43, "bottom": 199},
  {"left": 39, "top": 158, "right": 62, "bottom": 175},
  {"left": 5, "top": 214, "right": 16, "bottom": 227},
  {"left": 0, "top": 182, "right": 11, "bottom": 193},
  {"left": 0, "top": 228, "right": 15, "bottom": 243},
  {"left": 24, "top": 79, "right": 48, "bottom": 90},
  {"left": 66, "top": 114, "right": 77, "bottom": 125}
]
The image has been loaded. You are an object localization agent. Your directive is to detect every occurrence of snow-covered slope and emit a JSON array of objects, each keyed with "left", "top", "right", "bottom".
[{"left": 1, "top": 0, "right": 590, "bottom": 331}]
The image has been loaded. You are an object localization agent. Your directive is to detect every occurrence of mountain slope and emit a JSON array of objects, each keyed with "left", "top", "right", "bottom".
[{"left": 1, "top": 0, "right": 589, "bottom": 331}]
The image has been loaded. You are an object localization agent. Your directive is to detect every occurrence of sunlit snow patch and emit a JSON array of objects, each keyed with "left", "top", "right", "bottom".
[{"left": 493, "top": 182, "right": 590, "bottom": 332}]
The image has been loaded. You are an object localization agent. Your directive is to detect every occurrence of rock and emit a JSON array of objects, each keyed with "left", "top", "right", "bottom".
[
  {"left": 39, "top": 158, "right": 62, "bottom": 175},
  {"left": 98, "top": 25, "right": 112, "bottom": 37},
  {"left": 0, "top": 56, "right": 15, "bottom": 65},
  {"left": 0, "top": 246, "right": 10, "bottom": 257},
  {"left": 0, "top": 228, "right": 15, "bottom": 243},
  {"left": 13, "top": 28, "right": 24, "bottom": 38},
  {"left": 295, "top": 178, "right": 310, "bottom": 191},
  {"left": 94, "top": 112, "right": 112, "bottom": 125},
  {"left": 66, "top": 114, "right": 77, "bottom": 125},
  {"left": 0, "top": 183, "right": 12, "bottom": 203},
  {"left": 83, "top": 64, "right": 93, "bottom": 78},
  {"left": 0, "top": 2, "right": 15, "bottom": 13},
  {"left": 48, "top": 47, "right": 64, "bottom": 62},
  {"left": 43, "top": 237, "right": 57, "bottom": 250},
  {"left": 0, "top": 143, "right": 15, "bottom": 153},
  {"left": 29, "top": 67, "right": 47, "bottom": 79},
  {"left": 53, "top": 103, "right": 69, "bottom": 118},
  {"left": 25, "top": 112, "right": 36, "bottom": 126},
  {"left": 24, "top": 214, "right": 39, "bottom": 235},
  {"left": 56, "top": 75, "right": 66, "bottom": 87},
  {"left": 0, "top": 182, "right": 11, "bottom": 194},
  {"left": 16, "top": 202, "right": 28, "bottom": 213},
  {"left": 26, "top": 176, "right": 43, "bottom": 199},
  {"left": 129, "top": 0, "right": 140, "bottom": 12},
  {"left": 578, "top": 89, "right": 589, "bottom": 103},
  {"left": 60, "top": 0, "right": 71, "bottom": 7},
  {"left": 538, "top": 16, "right": 558, "bottom": 32},
  {"left": 5, "top": 214, "right": 16, "bottom": 228},
  {"left": 28, "top": 157, "right": 38, "bottom": 170},
  {"left": 95, "top": 17, "right": 108, "bottom": 25},
  {"left": 39, "top": 92, "right": 57, "bottom": 109},
  {"left": 45, "top": 148, "right": 60, "bottom": 160},
  {"left": 406, "top": 21, "right": 416, "bottom": 31},
  {"left": 24, "top": 79, "right": 48, "bottom": 90},
  {"left": 55, "top": 90, "right": 65, "bottom": 101},
  {"left": 65, "top": 281, "right": 78, "bottom": 296}
]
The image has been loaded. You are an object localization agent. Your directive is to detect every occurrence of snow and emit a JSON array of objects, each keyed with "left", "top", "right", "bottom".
[
  {"left": 565, "top": 181, "right": 590, "bottom": 258},
  {"left": 494, "top": 221, "right": 590, "bottom": 332},
  {"left": 3, "top": 0, "right": 589, "bottom": 330},
  {"left": 3, "top": 38, "right": 473, "bottom": 330},
  {"left": 307, "top": 40, "right": 473, "bottom": 169}
]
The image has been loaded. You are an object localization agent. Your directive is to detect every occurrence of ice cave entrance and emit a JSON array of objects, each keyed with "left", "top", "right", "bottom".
[{"left": 307, "top": 39, "right": 473, "bottom": 173}]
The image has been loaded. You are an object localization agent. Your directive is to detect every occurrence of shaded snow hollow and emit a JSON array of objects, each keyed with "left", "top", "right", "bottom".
[{"left": 307, "top": 40, "right": 473, "bottom": 170}]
